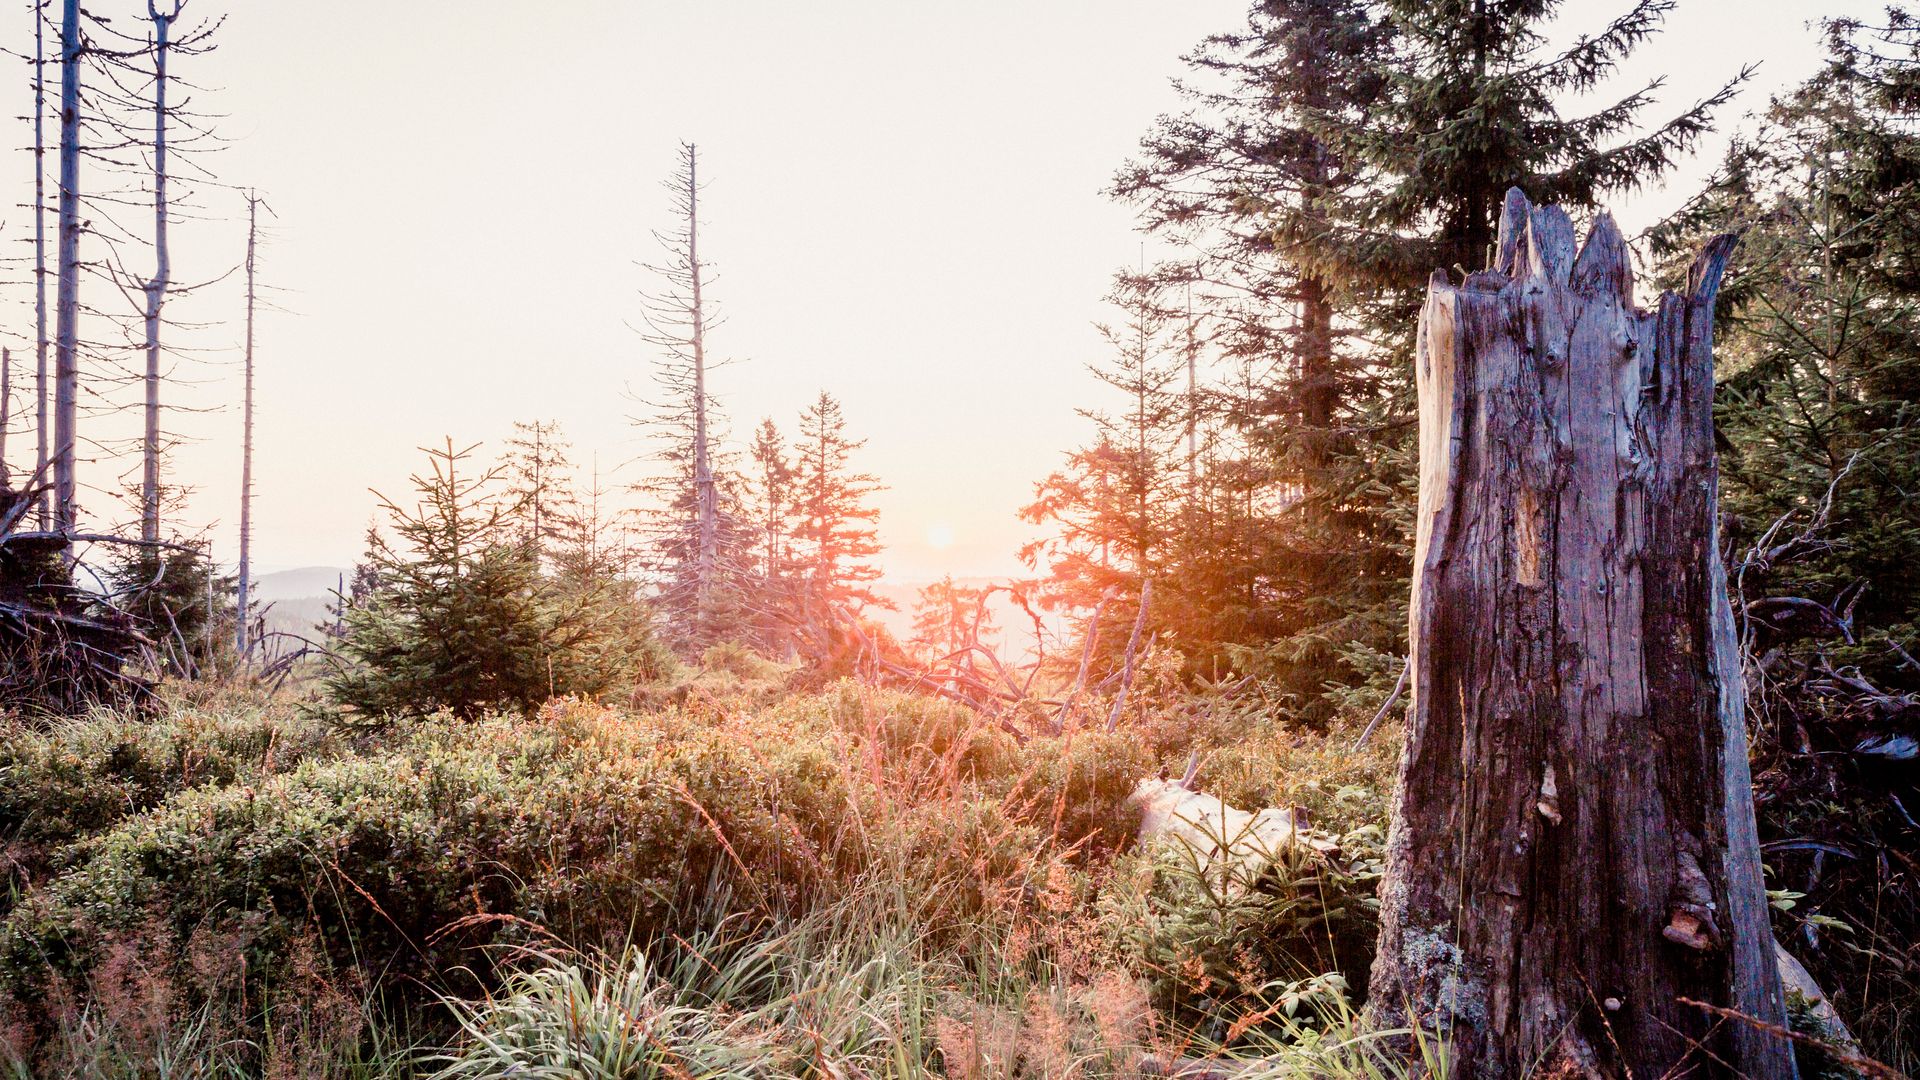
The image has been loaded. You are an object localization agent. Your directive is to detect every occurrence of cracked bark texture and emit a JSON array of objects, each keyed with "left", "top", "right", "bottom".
[{"left": 1366, "top": 189, "right": 1795, "bottom": 1079}]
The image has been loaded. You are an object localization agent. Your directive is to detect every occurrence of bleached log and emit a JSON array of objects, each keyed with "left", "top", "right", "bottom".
[{"left": 1126, "top": 770, "right": 1339, "bottom": 894}]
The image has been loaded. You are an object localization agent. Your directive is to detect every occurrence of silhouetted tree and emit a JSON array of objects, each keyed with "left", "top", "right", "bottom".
[
  {"left": 1022, "top": 272, "right": 1184, "bottom": 674},
  {"left": 787, "top": 392, "right": 888, "bottom": 656},
  {"left": 909, "top": 575, "right": 995, "bottom": 663}
]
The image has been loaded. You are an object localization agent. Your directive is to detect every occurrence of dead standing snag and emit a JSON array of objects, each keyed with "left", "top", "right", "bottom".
[{"left": 1366, "top": 190, "right": 1794, "bottom": 1079}]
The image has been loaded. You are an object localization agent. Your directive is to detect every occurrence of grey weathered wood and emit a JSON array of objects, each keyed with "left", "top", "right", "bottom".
[
  {"left": 140, "top": 0, "right": 181, "bottom": 543},
  {"left": 684, "top": 146, "right": 718, "bottom": 618},
  {"left": 1524, "top": 203, "right": 1574, "bottom": 286},
  {"left": 51, "top": 0, "right": 80, "bottom": 532},
  {"left": 1, "top": 347, "right": 10, "bottom": 487},
  {"left": 1367, "top": 189, "right": 1794, "bottom": 1079},
  {"left": 235, "top": 193, "right": 258, "bottom": 659},
  {"left": 1494, "top": 187, "right": 1530, "bottom": 277},
  {"left": 32, "top": 5, "right": 50, "bottom": 528},
  {"left": 1105, "top": 577, "right": 1152, "bottom": 732}
]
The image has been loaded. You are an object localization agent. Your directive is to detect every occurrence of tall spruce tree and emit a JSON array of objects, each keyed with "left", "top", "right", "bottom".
[
  {"left": 1112, "top": 0, "right": 1399, "bottom": 707},
  {"left": 1022, "top": 271, "right": 1187, "bottom": 672},
  {"left": 1107, "top": 0, "right": 1744, "bottom": 718},
  {"left": 1350, "top": 0, "right": 1743, "bottom": 281},
  {"left": 1114, "top": 0, "right": 1390, "bottom": 483}
]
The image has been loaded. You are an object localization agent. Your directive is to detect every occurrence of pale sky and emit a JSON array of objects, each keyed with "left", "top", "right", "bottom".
[{"left": 0, "top": 0, "right": 1874, "bottom": 582}]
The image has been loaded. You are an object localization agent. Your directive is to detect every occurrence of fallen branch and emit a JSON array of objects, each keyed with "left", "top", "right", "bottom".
[
  {"left": 1106, "top": 578, "right": 1154, "bottom": 732},
  {"left": 1138, "top": 1054, "right": 1256, "bottom": 1080},
  {"left": 1677, "top": 997, "right": 1899, "bottom": 1080},
  {"left": 1057, "top": 585, "right": 1118, "bottom": 732},
  {"left": 1353, "top": 656, "right": 1410, "bottom": 750}
]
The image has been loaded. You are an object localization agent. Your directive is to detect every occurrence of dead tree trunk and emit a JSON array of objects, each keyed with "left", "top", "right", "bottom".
[
  {"left": 139, "top": 1, "right": 181, "bottom": 544},
  {"left": 234, "top": 192, "right": 258, "bottom": 659},
  {"left": 1366, "top": 190, "right": 1794, "bottom": 1079},
  {"left": 32, "top": 3, "right": 50, "bottom": 528},
  {"left": 51, "top": 0, "right": 81, "bottom": 532},
  {"left": 684, "top": 146, "right": 717, "bottom": 622},
  {"left": 1, "top": 347, "right": 11, "bottom": 488}
]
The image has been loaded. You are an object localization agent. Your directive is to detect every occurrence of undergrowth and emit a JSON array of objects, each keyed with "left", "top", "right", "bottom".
[{"left": 0, "top": 679, "right": 1892, "bottom": 1077}]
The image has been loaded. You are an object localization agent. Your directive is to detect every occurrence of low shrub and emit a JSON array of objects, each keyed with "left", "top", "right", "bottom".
[
  {"left": 1002, "top": 731, "right": 1155, "bottom": 860},
  {"left": 0, "top": 699, "right": 864, "bottom": 1051},
  {"left": 0, "top": 680, "right": 1419, "bottom": 1074},
  {"left": 700, "top": 640, "right": 791, "bottom": 684},
  {"left": 0, "top": 689, "right": 337, "bottom": 911}
]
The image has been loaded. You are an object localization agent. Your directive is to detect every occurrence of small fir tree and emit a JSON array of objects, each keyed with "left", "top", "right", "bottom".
[
  {"left": 326, "top": 439, "right": 659, "bottom": 722},
  {"left": 787, "top": 393, "right": 889, "bottom": 658}
]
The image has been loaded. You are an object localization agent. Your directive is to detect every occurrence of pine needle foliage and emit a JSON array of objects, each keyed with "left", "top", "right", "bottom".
[
  {"left": 325, "top": 439, "right": 663, "bottom": 722},
  {"left": 1088, "top": 0, "right": 1742, "bottom": 719}
]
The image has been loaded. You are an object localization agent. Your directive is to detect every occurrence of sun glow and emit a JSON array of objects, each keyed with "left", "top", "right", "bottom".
[{"left": 927, "top": 523, "right": 955, "bottom": 550}]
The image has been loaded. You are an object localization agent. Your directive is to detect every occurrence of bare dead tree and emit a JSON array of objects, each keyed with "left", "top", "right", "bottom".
[
  {"left": 31, "top": 0, "right": 50, "bottom": 527},
  {"left": 632, "top": 142, "right": 750, "bottom": 650},
  {"left": 1184, "top": 285, "right": 1198, "bottom": 493},
  {"left": 1105, "top": 576, "right": 1152, "bottom": 732},
  {"left": 87, "top": 0, "right": 226, "bottom": 544},
  {"left": 0, "top": 1, "right": 233, "bottom": 705},
  {"left": 1, "top": 346, "right": 11, "bottom": 488},
  {"left": 667, "top": 143, "right": 716, "bottom": 599},
  {"left": 14, "top": 0, "right": 225, "bottom": 543},
  {"left": 684, "top": 152, "right": 715, "bottom": 592},
  {"left": 234, "top": 190, "right": 257, "bottom": 658},
  {"left": 49, "top": 0, "right": 79, "bottom": 532},
  {"left": 137, "top": 0, "right": 182, "bottom": 543},
  {"left": 1055, "top": 585, "right": 1115, "bottom": 727}
]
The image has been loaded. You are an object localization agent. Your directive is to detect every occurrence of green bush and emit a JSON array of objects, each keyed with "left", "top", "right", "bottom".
[
  {"left": 0, "top": 692, "right": 337, "bottom": 910},
  {"left": 699, "top": 640, "right": 791, "bottom": 683},
  {"left": 1001, "top": 731, "right": 1155, "bottom": 860},
  {"left": 0, "top": 701, "right": 864, "bottom": 1036},
  {"left": 0, "top": 682, "right": 1412, "bottom": 1073},
  {"left": 823, "top": 680, "right": 1023, "bottom": 790}
]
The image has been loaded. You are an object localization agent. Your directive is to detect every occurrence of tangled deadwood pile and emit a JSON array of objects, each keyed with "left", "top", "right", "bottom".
[
  {"left": 0, "top": 483, "right": 155, "bottom": 714},
  {"left": 1729, "top": 465, "right": 1920, "bottom": 1057}
]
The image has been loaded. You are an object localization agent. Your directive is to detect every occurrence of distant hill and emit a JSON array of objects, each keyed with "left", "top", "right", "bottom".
[
  {"left": 254, "top": 566, "right": 350, "bottom": 602},
  {"left": 253, "top": 566, "right": 348, "bottom": 639}
]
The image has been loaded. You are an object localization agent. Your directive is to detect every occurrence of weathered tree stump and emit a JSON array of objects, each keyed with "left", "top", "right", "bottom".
[{"left": 1367, "top": 189, "right": 1795, "bottom": 1078}]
